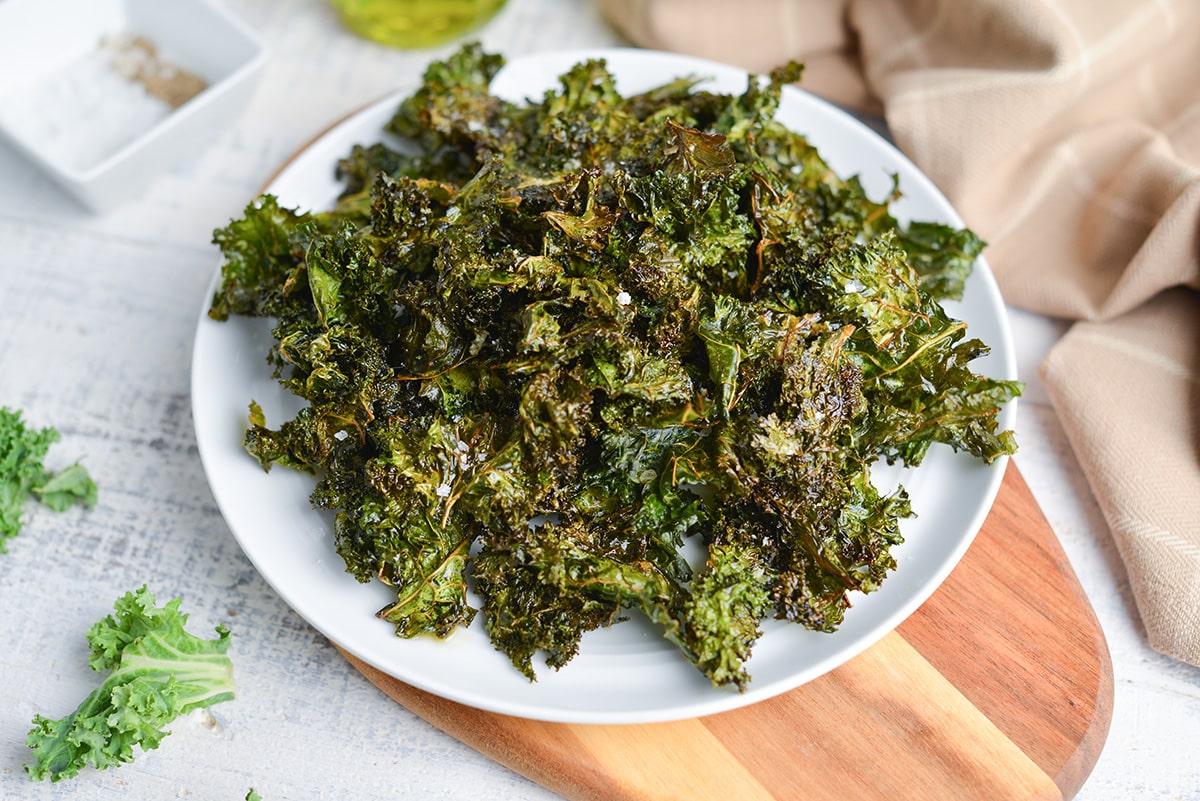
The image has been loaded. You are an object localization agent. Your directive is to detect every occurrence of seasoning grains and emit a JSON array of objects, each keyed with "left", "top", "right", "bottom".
[{"left": 107, "top": 34, "right": 208, "bottom": 110}]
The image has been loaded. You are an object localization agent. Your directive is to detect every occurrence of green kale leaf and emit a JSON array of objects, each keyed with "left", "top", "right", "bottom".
[
  {"left": 26, "top": 587, "right": 235, "bottom": 782},
  {"left": 0, "top": 406, "right": 97, "bottom": 551}
]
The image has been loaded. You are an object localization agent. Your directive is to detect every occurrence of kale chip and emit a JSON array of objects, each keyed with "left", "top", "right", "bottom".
[{"left": 209, "top": 45, "right": 1020, "bottom": 689}]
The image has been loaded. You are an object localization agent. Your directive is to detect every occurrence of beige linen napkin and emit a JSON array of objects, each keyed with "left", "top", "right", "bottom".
[{"left": 600, "top": 0, "right": 1200, "bottom": 666}]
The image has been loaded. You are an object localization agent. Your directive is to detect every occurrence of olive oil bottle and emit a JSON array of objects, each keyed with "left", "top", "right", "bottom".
[{"left": 330, "top": 0, "right": 508, "bottom": 49}]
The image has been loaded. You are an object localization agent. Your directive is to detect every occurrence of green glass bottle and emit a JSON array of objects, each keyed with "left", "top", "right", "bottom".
[{"left": 330, "top": 0, "right": 509, "bottom": 49}]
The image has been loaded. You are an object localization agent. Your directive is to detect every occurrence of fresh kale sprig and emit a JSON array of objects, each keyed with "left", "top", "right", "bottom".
[
  {"left": 0, "top": 406, "right": 97, "bottom": 551},
  {"left": 209, "top": 44, "right": 1019, "bottom": 688},
  {"left": 26, "top": 587, "right": 236, "bottom": 782}
]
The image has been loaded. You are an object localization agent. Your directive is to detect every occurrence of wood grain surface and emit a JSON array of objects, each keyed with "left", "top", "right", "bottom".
[{"left": 342, "top": 463, "right": 1114, "bottom": 801}]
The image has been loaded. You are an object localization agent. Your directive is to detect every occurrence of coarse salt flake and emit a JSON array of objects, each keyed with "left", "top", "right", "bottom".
[
  {"left": 616, "top": 291, "right": 632, "bottom": 306},
  {"left": 436, "top": 483, "right": 452, "bottom": 497}
]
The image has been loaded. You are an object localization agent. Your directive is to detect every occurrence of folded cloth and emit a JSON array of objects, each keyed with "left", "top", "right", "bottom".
[
  {"left": 600, "top": 0, "right": 1200, "bottom": 667},
  {"left": 1043, "top": 290, "right": 1200, "bottom": 665}
]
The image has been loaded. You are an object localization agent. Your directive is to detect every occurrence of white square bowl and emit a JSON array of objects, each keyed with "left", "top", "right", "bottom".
[{"left": 0, "top": 0, "right": 266, "bottom": 211}]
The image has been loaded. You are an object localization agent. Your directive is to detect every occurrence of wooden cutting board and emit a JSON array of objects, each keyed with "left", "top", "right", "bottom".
[{"left": 341, "top": 463, "right": 1113, "bottom": 801}]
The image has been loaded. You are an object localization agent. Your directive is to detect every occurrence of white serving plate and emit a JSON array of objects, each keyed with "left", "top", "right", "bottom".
[{"left": 191, "top": 48, "right": 1017, "bottom": 724}]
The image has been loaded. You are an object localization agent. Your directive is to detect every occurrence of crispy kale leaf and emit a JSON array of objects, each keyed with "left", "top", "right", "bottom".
[
  {"left": 26, "top": 587, "right": 235, "bottom": 782},
  {"left": 0, "top": 406, "right": 97, "bottom": 551},
  {"left": 209, "top": 45, "right": 1020, "bottom": 689}
]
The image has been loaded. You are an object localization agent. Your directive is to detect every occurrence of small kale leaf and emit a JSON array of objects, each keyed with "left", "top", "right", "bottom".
[
  {"left": 0, "top": 406, "right": 96, "bottom": 551},
  {"left": 25, "top": 587, "right": 235, "bottom": 782}
]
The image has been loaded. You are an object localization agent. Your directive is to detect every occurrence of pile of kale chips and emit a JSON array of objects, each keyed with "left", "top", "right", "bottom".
[{"left": 209, "top": 45, "right": 1019, "bottom": 689}]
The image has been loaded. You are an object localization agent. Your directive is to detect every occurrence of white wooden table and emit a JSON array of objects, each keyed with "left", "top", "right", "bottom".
[{"left": 1, "top": 1, "right": 1197, "bottom": 798}]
